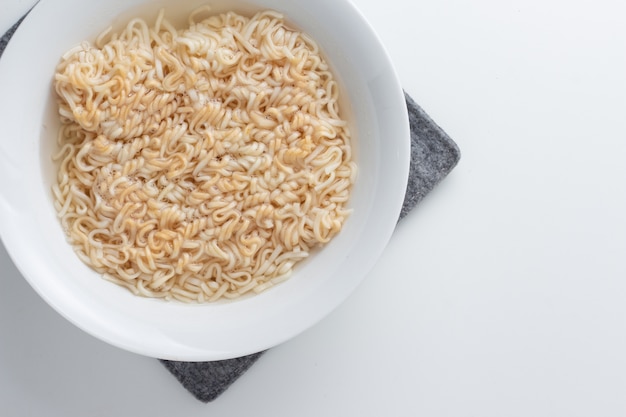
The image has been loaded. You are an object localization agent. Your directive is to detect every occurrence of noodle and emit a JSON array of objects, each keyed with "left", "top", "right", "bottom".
[{"left": 52, "top": 8, "right": 356, "bottom": 302}]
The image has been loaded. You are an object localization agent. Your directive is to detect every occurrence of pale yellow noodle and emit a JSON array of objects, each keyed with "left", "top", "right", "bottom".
[{"left": 53, "top": 8, "right": 356, "bottom": 302}]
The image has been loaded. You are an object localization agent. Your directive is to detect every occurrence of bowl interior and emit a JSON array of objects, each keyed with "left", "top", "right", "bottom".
[{"left": 0, "top": 0, "right": 409, "bottom": 360}]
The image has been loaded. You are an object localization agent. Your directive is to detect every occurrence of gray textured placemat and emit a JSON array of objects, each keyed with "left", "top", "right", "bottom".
[
  {"left": 160, "top": 93, "right": 460, "bottom": 402},
  {"left": 0, "top": 20, "right": 24, "bottom": 58},
  {"left": 2, "top": 16, "right": 460, "bottom": 403}
]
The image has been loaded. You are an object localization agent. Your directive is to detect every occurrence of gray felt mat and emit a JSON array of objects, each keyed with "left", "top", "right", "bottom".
[
  {"left": 2, "top": 16, "right": 460, "bottom": 403},
  {"left": 159, "top": 94, "right": 460, "bottom": 402}
]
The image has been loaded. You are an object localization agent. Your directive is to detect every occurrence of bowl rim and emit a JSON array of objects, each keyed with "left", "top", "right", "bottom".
[{"left": 0, "top": 0, "right": 410, "bottom": 360}]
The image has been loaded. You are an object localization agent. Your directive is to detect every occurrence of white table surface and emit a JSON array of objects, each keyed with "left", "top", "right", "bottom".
[{"left": 2, "top": 0, "right": 626, "bottom": 415}]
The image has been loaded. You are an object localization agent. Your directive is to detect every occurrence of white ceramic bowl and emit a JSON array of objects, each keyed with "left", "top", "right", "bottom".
[{"left": 0, "top": 0, "right": 409, "bottom": 360}]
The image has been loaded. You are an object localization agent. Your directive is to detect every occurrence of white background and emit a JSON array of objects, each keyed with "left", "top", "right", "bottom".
[{"left": 1, "top": 0, "right": 626, "bottom": 415}]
